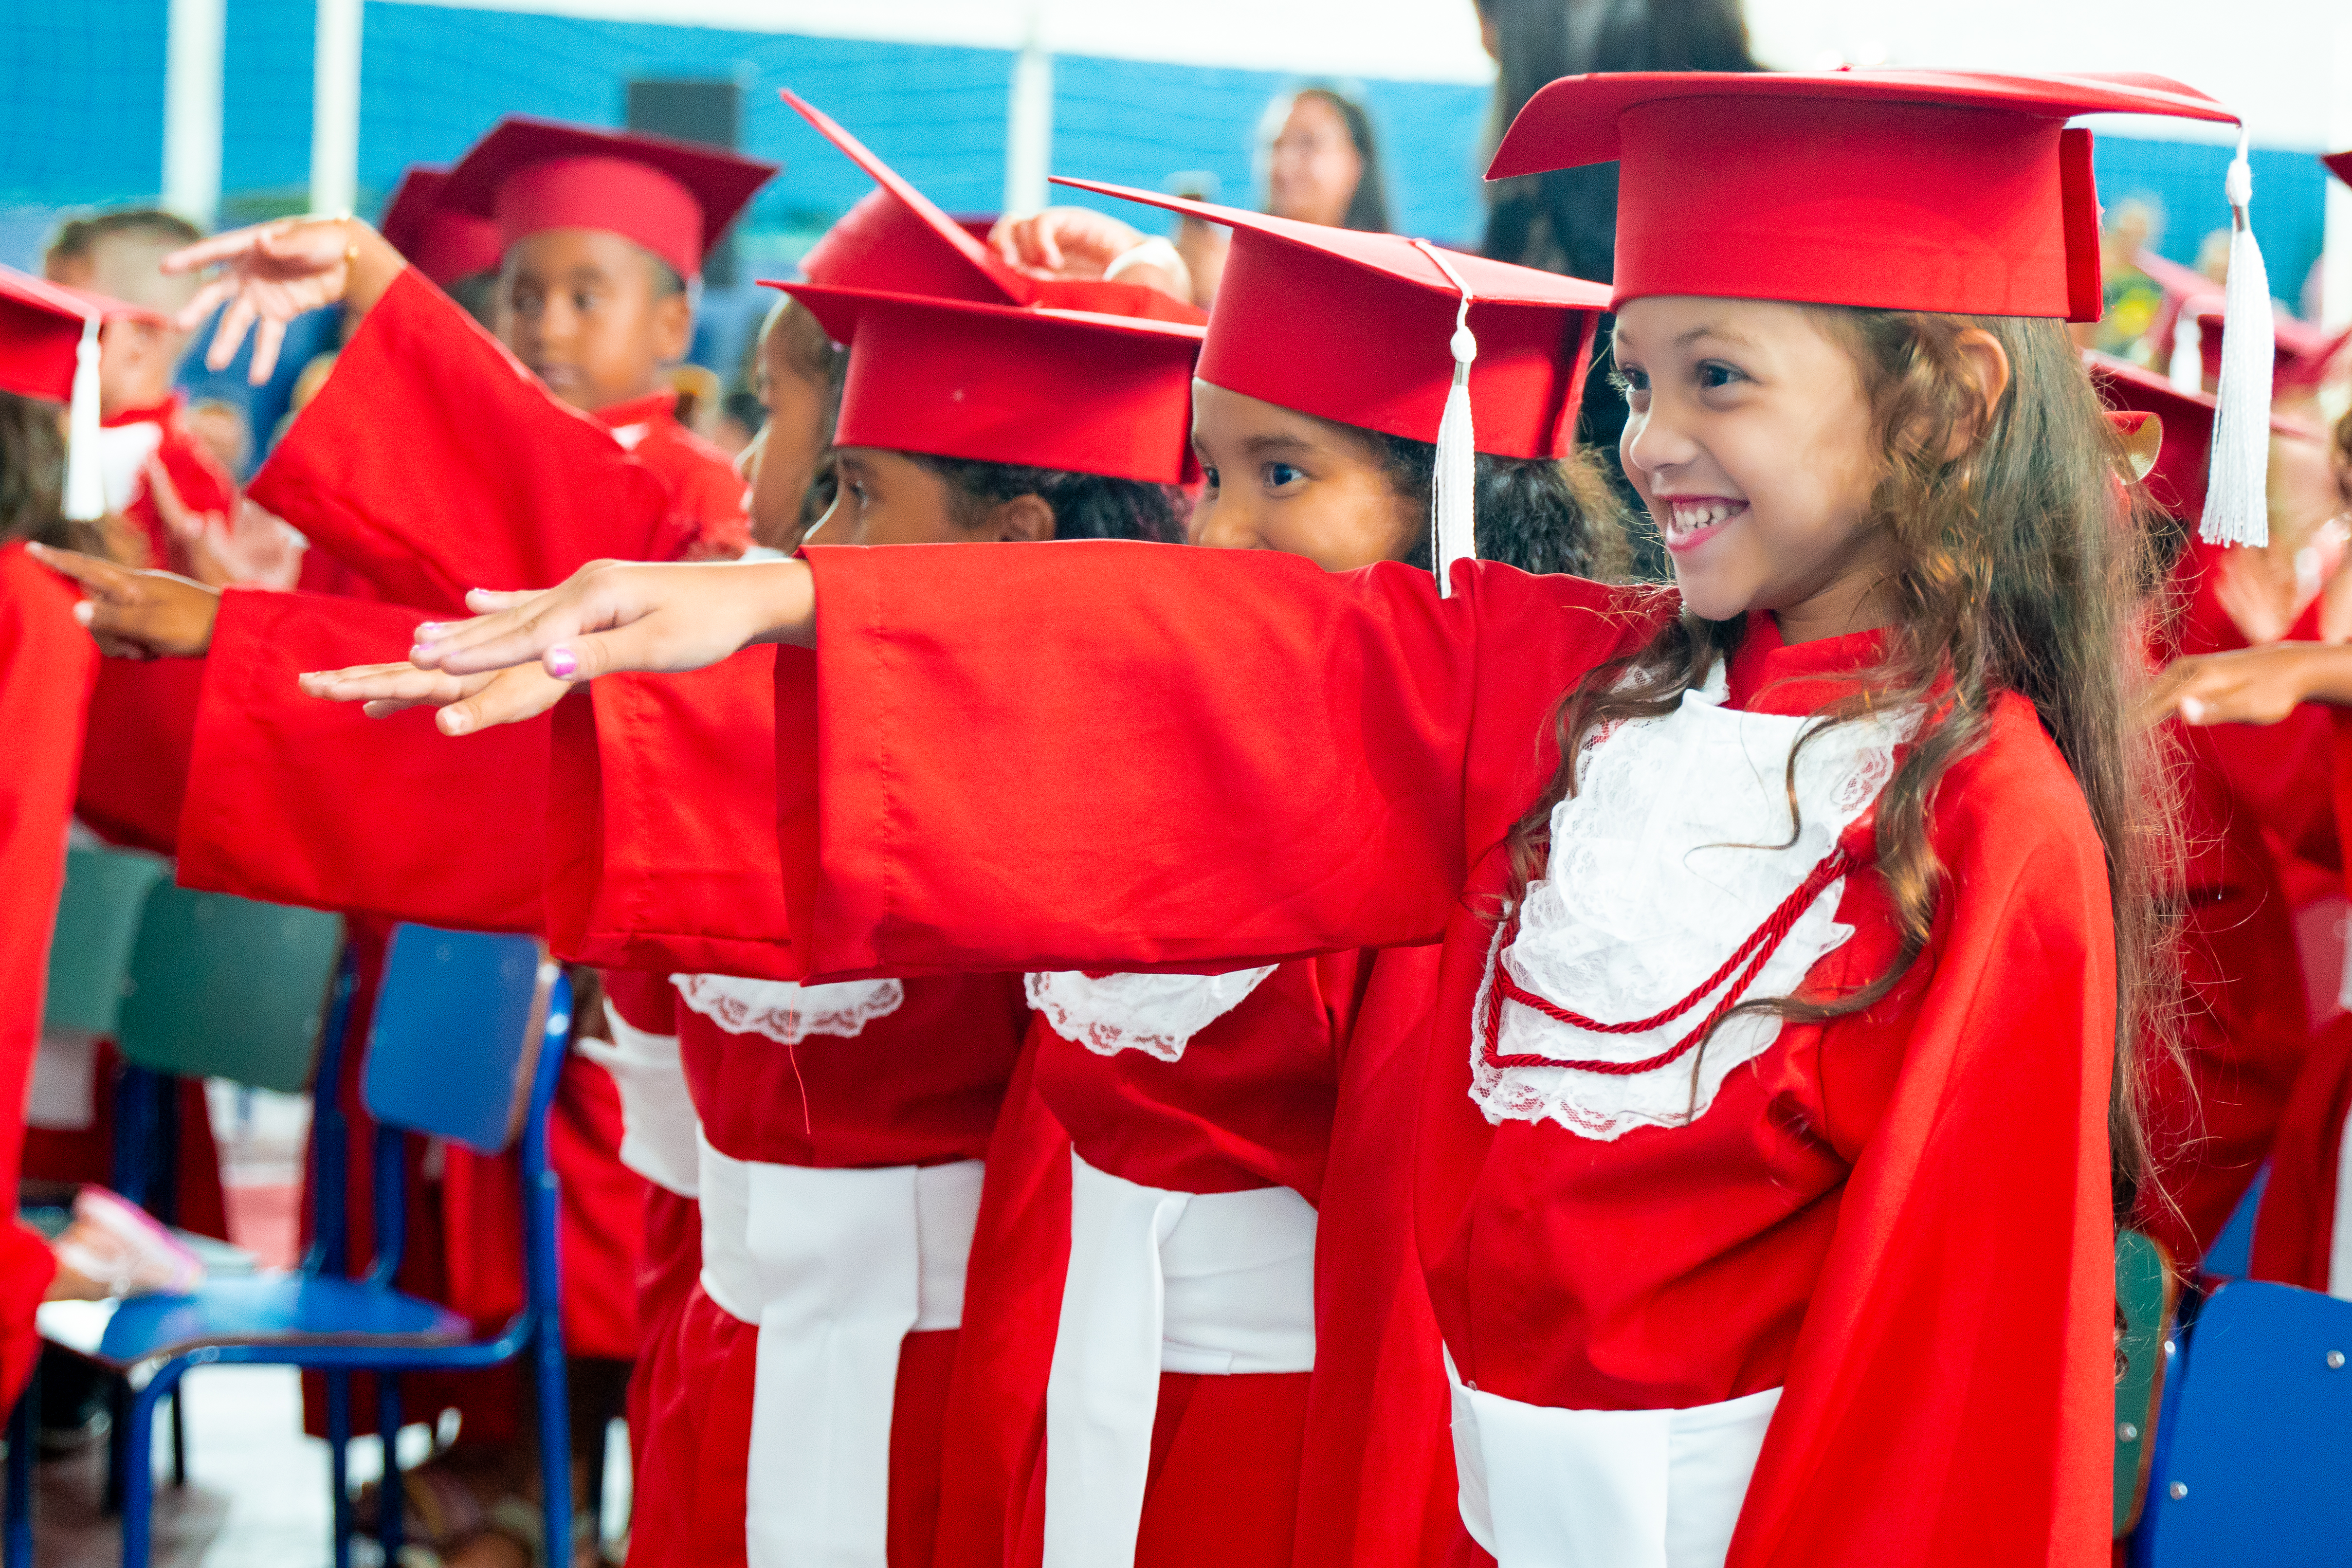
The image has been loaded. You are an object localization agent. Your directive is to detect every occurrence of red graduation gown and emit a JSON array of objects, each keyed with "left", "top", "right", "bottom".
[
  {"left": 0, "top": 544, "right": 96, "bottom": 1403},
  {"left": 589, "top": 389, "right": 750, "bottom": 562},
  {"left": 952, "top": 948, "right": 1458, "bottom": 1568},
  {"left": 543, "top": 655, "right": 1026, "bottom": 1568},
  {"left": 775, "top": 541, "right": 2121, "bottom": 1568}
]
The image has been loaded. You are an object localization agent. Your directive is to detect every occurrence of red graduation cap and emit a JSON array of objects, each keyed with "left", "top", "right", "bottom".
[
  {"left": 1053, "top": 175, "right": 1611, "bottom": 592},
  {"left": 780, "top": 91, "right": 1200, "bottom": 325},
  {"left": 2327, "top": 150, "right": 2351, "bottom": 186},
  {"left": 443, "top": 117, "right": 778, "bottom": 282},
  {"left": 762, "top": 280, "right": 1201, "bottom": 486},
  {"left": 379, "top": 165, "right": 504, "bottom": 288},
  {"left": 1490, "top": 68, "right": 2273, "bottom": 548},
  {"left": 2176, "top": 293, "right": 2352, "bottom": 394},
  {"left": 0, "top": 265, "right": 161, "bottom": 521}
]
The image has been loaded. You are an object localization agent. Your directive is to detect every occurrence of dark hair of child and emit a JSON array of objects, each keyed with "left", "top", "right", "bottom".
[
  {"left": 1379, "top": 436, "right": 1631, "bottom": 581},
  {"left": 910, "top": 455, "right": 1191, "bottom": 545},
  {"left": 1508, "top": 311, "right": 2181, "bottom": 1220},
  {"left": 0, "top": 392, "right": 103, "bottom": 553}
]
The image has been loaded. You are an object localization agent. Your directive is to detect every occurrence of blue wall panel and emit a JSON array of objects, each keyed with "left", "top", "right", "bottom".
[{"left": 2095, "top": 135, "right": 2330, "bottom": 309}]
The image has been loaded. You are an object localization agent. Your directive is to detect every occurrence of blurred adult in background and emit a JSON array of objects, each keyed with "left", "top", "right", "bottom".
[
  {"left": 1261, "top": 85, "right": 1391, "bottom": 232},
  {"left": 1474, "top": 0, "right": 1755, "bottom": 574}
]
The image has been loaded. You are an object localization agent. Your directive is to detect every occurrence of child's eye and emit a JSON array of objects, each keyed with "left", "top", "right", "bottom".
[
  {"left": 1608, "top": 367, "right": 1648, "bottom": 401},
  {"left": 1199, "top": 465, "right": 1220, "bottom": 491},
  {"left": 1263, "top": 462, "right": 1304, "bottom": 491},
  {"left": 1696, "top": 360, "right": 1746, "bottom": 391}
]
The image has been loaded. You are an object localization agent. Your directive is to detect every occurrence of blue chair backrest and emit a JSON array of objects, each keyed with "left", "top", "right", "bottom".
[
  {"left": 2133, "top": 1280, "right": 2352, "bottom": 1566},
  {"left": 42, "top": 844, "right": 168, "bottom": 1035},
  {"left": 361, "top": 927, "right": 557, "bottom": 1154}
]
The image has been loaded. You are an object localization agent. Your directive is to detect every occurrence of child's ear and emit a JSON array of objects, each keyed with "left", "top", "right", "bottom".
[
  {"left": 987, "top": 492, "right": 1057, "bottom": 543},
  {"left": 1944, "top": 328, "right": 2013, "bottom": 459},
  {"left": 651, "top": 287, "right": 695, "bottom": 365}
]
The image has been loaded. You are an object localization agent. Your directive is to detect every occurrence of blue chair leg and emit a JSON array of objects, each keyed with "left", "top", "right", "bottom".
[
  {"left": 5, "top": 1367, "right": 36, "bottom": 1568},
  {"left": 120, "top": 1364, "right": 182, "bottom": 1568},
  {"left": 535, "top": 1318, "right": 571, "bottom": 1568},
  {"left": 378, "top": 1374, "right": 403, "bottom": 1567},
  {"left": 102, "top": 1376, "right": 129, "bottom": 1516},
  {"left": 326, "top": 1369, "right": 352, "bottom": 1568}
]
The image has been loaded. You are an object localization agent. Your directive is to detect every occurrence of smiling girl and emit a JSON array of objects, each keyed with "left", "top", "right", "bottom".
[{"left": 293, "top": 71, "right": 2263, "bottom": 1567}]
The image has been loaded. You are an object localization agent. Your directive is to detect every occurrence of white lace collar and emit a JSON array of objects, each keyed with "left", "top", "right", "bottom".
[
  {"left": 1472, "top": 663, "right": 1911, "bottom": 1140},
  {"left": 1025, "top": 967, "right": 1279, "bottom": 1063},
  {"left": 671, "top": 973, "right": 905, "bottom": 1045}
]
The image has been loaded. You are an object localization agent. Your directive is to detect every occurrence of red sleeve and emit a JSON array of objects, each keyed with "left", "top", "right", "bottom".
[
  {"left": 1731, "top": 703, "right": 2116, "bottom": 1568},
  {"left": 75, "top": 657, "right": 205, "bottom": 855},
  {"left": 175, "top": 587, "right": 546, "bottom": 932},
  {"left": 0, "top": 546, "right": 100, "bottom": 1202},
  {"left": 248, "top": 269, "right": 688, "bottom": 610},
  {"left": 2131, "top": 721, "right": 2310, "bottom": 1261},
  {"left": 546, "top": 648, "right": 798, "bottom": 978},
  {"left": 780, "top": 543, "right": 1656, "bottom": 979}
]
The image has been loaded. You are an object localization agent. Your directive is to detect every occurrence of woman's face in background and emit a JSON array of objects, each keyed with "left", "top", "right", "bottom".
[{"left": 1266, "top": 94, "right": 1363, "bottom": 229}]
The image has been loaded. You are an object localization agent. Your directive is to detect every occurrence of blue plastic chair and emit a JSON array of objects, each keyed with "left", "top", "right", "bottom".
[
  {"left": 2131, "top": 1279, "right": 2352, "bottom": 1565},
  {"left": 14, "top": 926, "right": 575, "bottom": 1568}
]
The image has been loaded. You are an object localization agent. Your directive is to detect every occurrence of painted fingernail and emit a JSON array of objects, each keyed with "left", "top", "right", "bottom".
[
  {"left": 440, "top": 710, "right": 473, "bottom": 736},
  {"left": 72, "top": 601, "right": 92, "bottom": 625},
  {"left": 409, "top": 643, "right": 438, "bottom": 664},
  {"left": 415, "top": 621, "right": 448, "bottom": 638},
  {"left": 2180, "top": 698, "right": 2206, "bottom": 723},
  {"left": 545, "top": 646, "right": 578, "bottom": 678}
]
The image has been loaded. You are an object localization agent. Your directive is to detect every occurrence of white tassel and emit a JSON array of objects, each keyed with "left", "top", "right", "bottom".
[
  {"left": 2200, "top": 132, "right": 2275, "bottom": 548},
  {"left": 1413, "top": 240, "right": 1478, "bottom": 597},
  {"left": 63, "top": 316, "right": 104, "bottom": 523}
]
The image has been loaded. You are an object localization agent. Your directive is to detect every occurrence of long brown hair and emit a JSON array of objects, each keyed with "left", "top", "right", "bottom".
[{"left": 1504, "top": 310, "right": 2182, "bottom": 1220}]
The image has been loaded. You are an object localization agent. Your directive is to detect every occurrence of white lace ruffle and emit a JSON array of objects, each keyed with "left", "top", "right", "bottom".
[
  {"left": 1472, "top": 662, "right": 1912, "bottom": 1140},
  {"left": 670, "top": 973, "right": 906, "bottom": 1045},
  {"left": 1024, "top": 967, "right": 1279, "bottom": 1062}
]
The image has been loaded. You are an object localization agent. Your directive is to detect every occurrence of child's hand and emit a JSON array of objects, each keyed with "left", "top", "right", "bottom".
[
  {"left": 400, "top": 558, "right": 817, "bottom": 735},
  {"left": 27, "top": 543, "right": 222, "bottom": 659},
  {"left": 164, "top": 217, "right": 405, "bottom": 384},
  {"left": 298, "top": 661, "right": 568, "bottom": 726},
  {"left": 2149, "top": 643, "right": 2338, "bottom": 727},
  {"left": 146, "top": 459, "right": 307, "bottom": 590}
]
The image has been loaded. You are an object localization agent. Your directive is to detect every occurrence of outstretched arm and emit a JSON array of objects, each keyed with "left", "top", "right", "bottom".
[{"left": 304, "top": 556, "right": 815, "bottom": 733}]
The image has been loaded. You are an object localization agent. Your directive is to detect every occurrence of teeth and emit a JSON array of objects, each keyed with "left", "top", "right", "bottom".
[{"left": 1668, "top": 500, "right": 1737, "bottom": 532}]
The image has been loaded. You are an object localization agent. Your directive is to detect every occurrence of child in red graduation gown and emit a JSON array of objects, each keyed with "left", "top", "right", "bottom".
[
  {"left": 334, "top": 71, "right": 2270, "bottom": 1567},
  {"left": 521, "top": 270, "right": 1205, "bottom": 1568},
  {"left": 0, "top": 269, "right": 122, "bottom": 1407},
  {"left": 2085, "top": 357, "right": 2315, "bottom": 1265},
  {"left": 926, "top": 196, "right": 1629, "bottom": 1568},
  {"left": 36, "top": 171, "right": 754, "bottom": 1549}
]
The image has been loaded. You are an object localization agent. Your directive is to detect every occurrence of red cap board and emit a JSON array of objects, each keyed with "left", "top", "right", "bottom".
[
  {"left": 763, "top": 280, "right": 1201, "bottom": 486},
  {"left": 443, "top": 117, "right": 778, "bottom": 281},
  {"left": 1051, "top": 176, "right": 1606, "bottom": 460},
  {"left": 2085, "top": 352, "right": 2218, "bottom": 521},
  {"left": 2178, "top": 293, "right": 2352, "bottom": 392},
  {"left": 0, "top": 266, "right": 156, "bottom": 520},
  {"left": 2327, "top": 151, "right": 2351, "bottom": 185},
  {"left": 1491, "top": 70, "right": 2238, "bottom": 322},
  {"left": 782, "top": 91, "right": 1201, "bottom": 325},
  {"left": 380, "top": 165, "right": 504, "bottom": 287}
]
